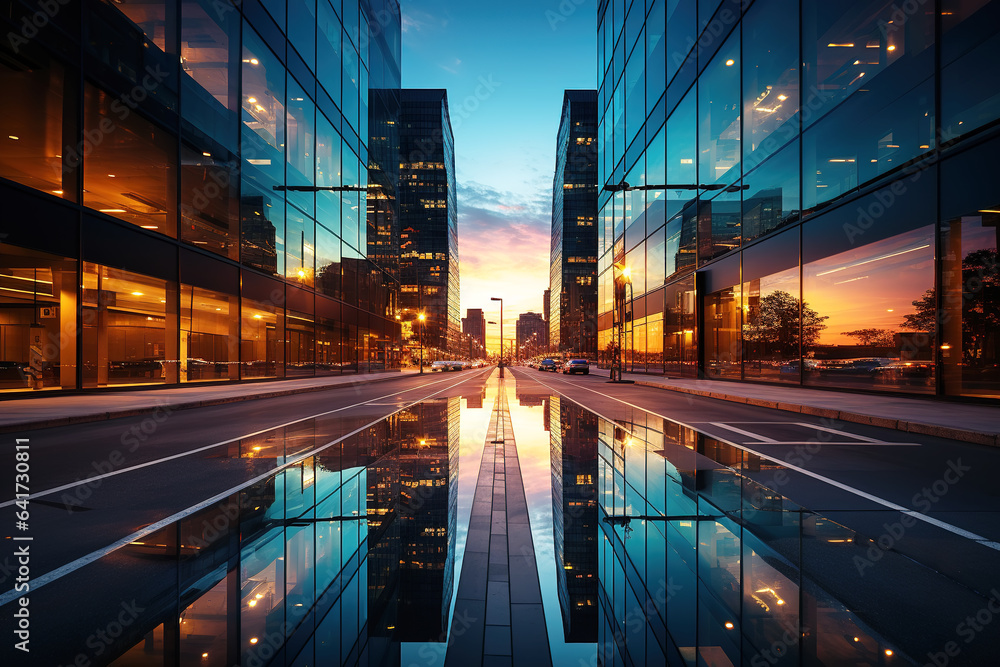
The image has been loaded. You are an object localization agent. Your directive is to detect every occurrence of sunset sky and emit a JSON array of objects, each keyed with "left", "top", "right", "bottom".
[{"left": 400, "top": 0, "right": 597, "bottom": 353}]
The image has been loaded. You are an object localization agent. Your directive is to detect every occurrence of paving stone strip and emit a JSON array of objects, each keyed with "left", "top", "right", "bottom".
[{"left": 444, "top": 380, "right": 552, "bottom": 667}]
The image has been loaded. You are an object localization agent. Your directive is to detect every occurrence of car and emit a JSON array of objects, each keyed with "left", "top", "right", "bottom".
[
  {"left": 538, "top": 358, "right": 557, "bottom": 372},
  {"left": 431, "top": 360, "right": 452, "bottom": 372},
  {"left": 562, "top": 359, "right": 590, "bottom": 375}
]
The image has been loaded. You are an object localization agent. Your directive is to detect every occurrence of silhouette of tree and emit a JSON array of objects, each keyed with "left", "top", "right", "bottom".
[
  {"left": 844, "top": 328, "right": 896, "bottom": 347},
  {"left": 743, "top": 290, "right": 827, "bottom": 356},
  {"left": 902, "top": 248, "right": 998, "bottom": 365}
]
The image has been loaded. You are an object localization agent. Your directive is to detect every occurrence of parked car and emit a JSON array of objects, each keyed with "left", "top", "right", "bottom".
[
  {"left": 431, "top": 360, "right": 453, "bottom": 372},
  {"left": 562, "top": 359, "right": 590, "bottom": 375},
  {"left": 538, "top": 358, "right": 558, "bottom": 372}
]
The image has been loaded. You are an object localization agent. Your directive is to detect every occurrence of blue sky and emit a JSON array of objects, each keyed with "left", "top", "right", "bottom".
[{"left": 400, "top": 0, "right": 597, "bottom": 352}]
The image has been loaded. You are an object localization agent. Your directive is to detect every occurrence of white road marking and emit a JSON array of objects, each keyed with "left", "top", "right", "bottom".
[
  {"left": 708, "top": 422, "right": 779, "bottom": 443},
  {"left": 520, "top": 370, "right": 1000, "bottom": 552},
  {"left": 795, "top": 422, "right": 883, "bottom": 443},
  {"left": 0, "top": 370, "right": 493, "bottom": 607},
  {"left": 740, "top": 441, "right": 921, "bottom": 447},
  {"left": 0, "top": 371, "right": 490, "bottom": 509}
]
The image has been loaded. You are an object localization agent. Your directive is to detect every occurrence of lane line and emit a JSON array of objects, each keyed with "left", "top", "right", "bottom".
[
  {"left": 516, "top": 369, "right": 1000, "bottom": 552},
  {"left": 741, "top": 441, "right": 921, "bottom": 447},
  {"left": 708, "top": 422, "right": 779, "bottom": 443},
  {"left": 795, "top": 422, "right": 883, "bottom": 443},
  {"left": 0, "top": 369, "right": 494, "bottom": 607},
  {"left": 0, "top": 370, "right": 489, "bottom": 509}
]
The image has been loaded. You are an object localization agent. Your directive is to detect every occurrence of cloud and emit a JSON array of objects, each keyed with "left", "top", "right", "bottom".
[{"left": 458, "top": 181, "right": 553, "bottom": 340}]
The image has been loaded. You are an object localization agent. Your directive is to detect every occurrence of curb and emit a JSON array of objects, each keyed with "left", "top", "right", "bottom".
[
  {"left": 621, "top": 378, "right": 1000, "bottom": 448},
  {"left": 0, "top": 372, "right": 409, "bottom": 435}
]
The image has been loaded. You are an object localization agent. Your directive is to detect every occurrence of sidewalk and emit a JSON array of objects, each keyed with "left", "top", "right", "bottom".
[
  {"left": 0, "top": 369, "right": 418, "bottom": 434},
  {"left": 586, "top": 367, "right": 1000, "bottom": 447}
]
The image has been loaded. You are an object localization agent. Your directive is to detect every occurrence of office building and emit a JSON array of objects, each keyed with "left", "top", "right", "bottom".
[
  {"left": 399, "top": 89, "right": 460, "bottom": 361},
  {"left": 0, "top": 0, "right": 403, "bottom": 394},
  {"left": 516, "top": 311, "right": 548, "bottom": 359},
  {"left": 550, "top": 90, "right": 599, "bottom": 358},
  {"left": 596, "top": 0, "right": 999, "bottom": 401},
  {"left": 462, "top": 307, "right": 486, "bottom": 356}
]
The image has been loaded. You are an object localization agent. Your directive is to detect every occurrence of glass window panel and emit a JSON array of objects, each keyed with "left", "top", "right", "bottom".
[
  {"left": 743, "top": 0, "right": 800, "bottom": 170},
  {"left": 241, "top": 24, "right": 286, "bottom": 191},
  {"left": 83, "top": 84, "right": 177, "bottom": 234},
  {"left": 318, "top": 0, "right": 343, "bottom": 104},
  {"left": 646, "top": 0, "right": 665, "bottom": 112},
  {"left": 342, "top": 37, "right": 360, "bottom": 137},
  {"left": 0, "top": 45, "right": 74, "bottom": 200},
  {"left": 82, "top": 263, "right": 178, "bottom": 387},
  {"left": 940, "top": 212, "right": 1000, "bottom": 399},
  {"left": 241, "top": 179, "right": 284, "bottom": 276},
  {"left": 802, "top": 79, "right": 933, "bottom": 211},
  {"left": 287, "top": 310, "right": 316, "bottom": 377},
  {"left": 742, "top": 267, "right": 801, "bottom": 383},
  {"left": 940, "top": 1, "right": 1000, "bottom": 139},
  {"left": 698, "top": 187, "right": 741, "bottom": 262},
  {"left": 742, "top": 140, "right": 800, "bottom": 244},
  {"left": 287, "top": 80, "right": 316, "bottom": 217},
  {"left": 286, "top": 207, "right": 316, "bottom": 287},
  {"left": 316, "top": 225, "right": 342, "bottom": 300},
  {"left": 177, "top": 572, "right": 228, "bottom": 666},
  {"left": 664, "top": 275, "right": 698, "bottom": 377},
  {"left": 665, "top": 0, "right": 695, "bottom": 84},
  {"left": 626, "top": 31, "right": 646, "bottom": 147},
  {"left": 181, "top": 285, "right": 238, "bottom": 382},
  {"left": 641, "top": 221, "right": 665, "bottom": 291},
  {"left": 699, "top": 33, "right": 741, "bottom": 187},
  {"left": 803, "top": 0, "right": 934, "bottom": 129},
  {"left": 803, "top": 224, "right": 935, "bottom": 393},
  {"left": 180, "top": 142, "right": 239, "bottom": 259},
  {"left": 181, "top": 0, "right": 239, "bottom": 150},
  {"left": 665, "top": 89, "right": 697, "bottom": 225},
  {"left": 705, "top": 284, "right": 741, "bottom": 378},
  {"left": 0, "top": 245, "right": 78, "bottom": 392},
  {"left": 242, "top": 293, "right": 285, "bottom": 379},
  {"left": 289, "top": 0, "right": 317, "bottom": 67},
  {"left": 103, "top": 0, "right": 171, "bottom": 52},
  {"left": 261, "top": 0, "right": 286, "bottom": 30}
]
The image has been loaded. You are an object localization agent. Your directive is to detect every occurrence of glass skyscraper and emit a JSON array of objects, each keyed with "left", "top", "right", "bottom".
[
  {"left": 597, "top": 0, "right": 1000, "bottom": 401},
  {"left": 399, "top": 89, "right": 460, "bottom": 359},
  {"left": 0, "top": 0, "right": 402, "bottom": 394},
  {"left": 550, "top": 90, "right": 600, "bottom": 357}
]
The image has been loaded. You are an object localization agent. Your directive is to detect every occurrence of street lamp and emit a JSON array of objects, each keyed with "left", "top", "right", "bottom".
[
  {"left": 418, "top": 313, "right": 426, "bottom": 374},
  {"left": 491, "top": 297, "right": 503, "bottom": 378}
]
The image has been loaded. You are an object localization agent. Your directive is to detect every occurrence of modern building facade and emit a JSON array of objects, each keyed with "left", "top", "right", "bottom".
[
  {"left": 399, "top": 89, "right": 460, "bottom": 361},
  {"left": 597, "top": 0, "right": 1000, "bottom": 401},
  {"left": 0, "top": 0, "right": 403, "bottom": 395},
  {"left": 462, "top": 307, "right": 486, "bottom": 355},
  {"left": 550, "top": 90, "right": 600, "bottom": 358},
  {"left": 516, "top": 311, "right": 548, "bottom": 359}
]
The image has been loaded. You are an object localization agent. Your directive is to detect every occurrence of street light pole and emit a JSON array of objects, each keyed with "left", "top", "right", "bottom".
[{"left": 491, "top": 297, "right": 503, "bottom": 378}]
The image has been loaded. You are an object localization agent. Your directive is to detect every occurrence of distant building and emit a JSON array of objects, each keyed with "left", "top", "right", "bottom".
[
  {"left": 399, "top": 89, "right": 460, "bottom": 360},
  {"left": 462, "top": 308, "right": 487, "bottom": 356},
  {"left": 542, "top": 289, "right": 551, "bottom": 351},
  {"left": 516, "top": 312, "right": 548, "bottom": 359},
  {"left": 549, "top": 90, "right": 598, "bottom": 358}
]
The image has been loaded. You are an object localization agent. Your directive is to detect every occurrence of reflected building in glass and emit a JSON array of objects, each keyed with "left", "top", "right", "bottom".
[
  {"left": 550, "top": 90, "right": 600, "bottom": 358},
  {"left": 597, "top": 0, "right": 1000, "bottom": 400},
  {"left": 549, "top": 398, "right": 599, "bottom": 643},
  {"left": 0, "top": 0, "right": 403, "bottom": 394},
  {"left": 399, "top": 89, "right": 461, "bottom": 360},
  {"left": 22, "top": 397, "right": 463, "bottom": 666}
]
